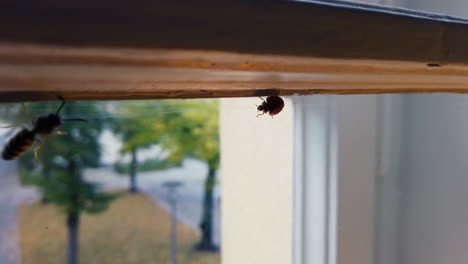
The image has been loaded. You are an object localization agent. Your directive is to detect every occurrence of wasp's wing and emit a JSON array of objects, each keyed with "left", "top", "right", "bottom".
[
  {"left": 0, "top": 103, "right": 33, "bottom": 128},
  {"left": 0, "top": 103, "right": 32, "bottom": 148}
]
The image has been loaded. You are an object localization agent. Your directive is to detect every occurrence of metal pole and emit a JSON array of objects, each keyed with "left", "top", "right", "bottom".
[
  {"left": 170, "top": 189, "right": 178, "bottom": 264},
  {"left": 163, "top": 181, "right": 182, "bottom": 264}
]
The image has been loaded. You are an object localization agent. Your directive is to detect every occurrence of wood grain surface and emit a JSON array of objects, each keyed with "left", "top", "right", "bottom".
[
  {"left": 1, "top": 44, "right": 468, "bottom": 102},
  {"left": 2, "top": 0, "right": 468, "bottom": 101}
]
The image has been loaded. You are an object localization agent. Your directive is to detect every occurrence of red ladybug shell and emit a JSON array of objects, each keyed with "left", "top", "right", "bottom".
[{"left": 266, "top": 96, "right": 284, "bottom": 115}]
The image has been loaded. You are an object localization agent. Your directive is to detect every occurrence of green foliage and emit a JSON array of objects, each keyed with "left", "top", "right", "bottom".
[
  {"left": 156, "top": 99, "right": 220, "bottom": 250},
  {"left": 113, "top": 158, "right": 182, "bottom": 174},
  {"left": 35, "top": 167, "right": 118, "bottom": 214},
  {"left": 160, "top": 99, "right": 220, "bottom": 170},
  {"left": 105, "top": 99, "right": 219, "bottom": 169},
  {"left": 106, "top": 101, "right": 168, "bottom": 153},
  {"left": 19, "top": 167, "right": 40, "bottom": 185},
  {"left": 106, "top": 100, "right": 175, "bottom": 191}
]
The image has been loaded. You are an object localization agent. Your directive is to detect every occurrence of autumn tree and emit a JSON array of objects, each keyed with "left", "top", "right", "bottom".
[
  {"left": 106, "top": 101, "right": 166, "bottom": 192},
  {"left": 160, "top": 99, "right": 220, "bottom": 251}
]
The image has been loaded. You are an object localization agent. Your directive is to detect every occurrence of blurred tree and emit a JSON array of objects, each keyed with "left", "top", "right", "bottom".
[
  {"left": 160, "top": 99, "right": 220, "bottom": 251},
  {"left": 17, "top": 100, "right": 116, "bottom": 264},
  {"left": 107, "top": 101, "right": 164, "bottom": 192}
]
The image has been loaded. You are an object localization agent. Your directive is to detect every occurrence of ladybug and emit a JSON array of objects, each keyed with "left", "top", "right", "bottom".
[{"left": 256, "top": 96, "right": 285, "bottom": 118}]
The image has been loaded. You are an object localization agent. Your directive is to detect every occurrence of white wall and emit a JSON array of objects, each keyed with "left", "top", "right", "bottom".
[
  {"left": 220, "top": 97, "right": 293, "bottom": 264},
  {"left": 334, "top": 95, "right": 379, "bottom": 264},
  {"left": 374, "top": 95, "right": 404, "bottom": 264},
  {"left": 398, "top": 94, "right": 468, "bottom": 264},
  {"left": 346, "top": 91, "right": 468, "bottom": 264},
  {"left": 386, "top": 1, "right": 468, "bottom": 264}
]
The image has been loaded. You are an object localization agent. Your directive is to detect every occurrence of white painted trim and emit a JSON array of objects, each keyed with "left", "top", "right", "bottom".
[
  {"left": 326, "top": 96, "right": 339, "bottom": 264},
  {"left": 293, "top": 94, "right": 380, "bottom": 264},
  {"left": 292, "top": 95, "right": 335, "bottom": 264},
  {"left": 293, "top": 95, "right": 306, "bottom": 264}
]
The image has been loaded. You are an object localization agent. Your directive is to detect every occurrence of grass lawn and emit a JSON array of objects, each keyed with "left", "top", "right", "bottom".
[{"left": 19, "top": 191, "right": 220, "bottom": 264}]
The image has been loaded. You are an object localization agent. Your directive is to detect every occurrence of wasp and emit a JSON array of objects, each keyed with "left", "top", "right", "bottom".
[
  {"left": 1, "top": 96, "right": 79, "bottom": 163},
  {"left": 256, "top": 95, "right": 285, "bottom": 118}
]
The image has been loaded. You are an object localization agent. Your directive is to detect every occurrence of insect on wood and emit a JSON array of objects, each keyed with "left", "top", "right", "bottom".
[{"left": 256, "top": 96, "right": 285, "bottom": 118}]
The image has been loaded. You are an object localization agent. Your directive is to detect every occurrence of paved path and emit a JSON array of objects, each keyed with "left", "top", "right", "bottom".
[
  {"left": 0, "top": 160, "right": 38, "bottom": 264},
  {"left": 84, "top": 158, "right": 222, "bottom": 246},
  {"left": 0, "top": 157, "right": 220, "bottom": 264}
]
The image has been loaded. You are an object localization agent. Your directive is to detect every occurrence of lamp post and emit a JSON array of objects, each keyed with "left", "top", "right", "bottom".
[{"left": 163, "top": 181, "right": 183, "bottom": 264}]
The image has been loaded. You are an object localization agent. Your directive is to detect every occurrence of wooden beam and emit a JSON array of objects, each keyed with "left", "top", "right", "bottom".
[
  {"left": 2, "top": 44, "right": 468, "bottom": 102},
  {"left": 2, "top": 0, "right": 468, "bottom": 101}
]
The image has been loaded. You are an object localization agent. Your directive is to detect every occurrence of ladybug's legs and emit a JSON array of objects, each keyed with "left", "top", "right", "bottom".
[{"left": 256, "top": 112, "right": 266, "bottom": 118}]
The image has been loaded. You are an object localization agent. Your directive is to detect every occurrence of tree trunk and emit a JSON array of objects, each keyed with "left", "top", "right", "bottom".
[
  {"left": 41, "top": 167, "right": 50, "bottom": 204},
  {"left": 67, "top": 212, "right": 80, "bottom": 264},
  {"left": 196, "top": 167, "right": 218, "bottom": 251},
  {"left": 130, "top": 147, "right": 138, "bottom": 192},
  {"left": 67, "top": 157, "right": 81, "bottom": 264}
]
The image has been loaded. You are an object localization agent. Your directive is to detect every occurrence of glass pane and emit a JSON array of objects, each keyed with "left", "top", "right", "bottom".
[
  {"left": 343, "top": 0, "right": 468, "bottom": 18},
  {"left": 7, "top": 92, "right": 468, "bottom": 264},
  {"left": 0, "top": 97, "right": 294, "bottom": 264}
]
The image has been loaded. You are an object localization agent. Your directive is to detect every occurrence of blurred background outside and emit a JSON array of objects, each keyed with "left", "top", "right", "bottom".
[{"left": 0, "top": 99, "right": 221, "bottom": 264}]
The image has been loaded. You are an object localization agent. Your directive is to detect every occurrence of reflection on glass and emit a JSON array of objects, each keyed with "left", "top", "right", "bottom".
[{"left": 345, "top": 0, "right": 468, "bottom": 19}]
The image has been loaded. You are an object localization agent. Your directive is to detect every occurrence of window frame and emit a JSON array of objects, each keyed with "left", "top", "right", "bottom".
[{"left": 2, "top": 0, "right": 468, "bottom": 263}]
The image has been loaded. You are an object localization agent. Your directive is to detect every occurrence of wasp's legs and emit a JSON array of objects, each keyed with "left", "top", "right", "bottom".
[
  {"left": 21, "top": 104, "right": 34, "bottom": 126},
  {"left": 33, "top": 142, "right": 42, "bottom": 165},
  {"left": 54, "top": 131, "right": 67, "bottom": 135}
]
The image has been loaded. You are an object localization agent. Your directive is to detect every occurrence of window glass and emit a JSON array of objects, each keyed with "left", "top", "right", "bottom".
[
  {"left": 0, "top": 99, "right": 222, "bottom": 264},
  {"left": 343, "top": 0, "right": 468, "bottom": 18},
  {"left": 0, "top": 97, "right": 294, "bottom": 264}
]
